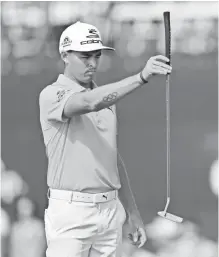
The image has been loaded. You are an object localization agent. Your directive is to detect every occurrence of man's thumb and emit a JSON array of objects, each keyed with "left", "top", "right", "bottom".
[{"left": 133, "top": 231, "right": 138, "bottom": 242}]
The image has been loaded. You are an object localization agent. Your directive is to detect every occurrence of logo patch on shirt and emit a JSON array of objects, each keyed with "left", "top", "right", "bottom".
[{"left": 56, "top": 89, "right": 66, "bottom": 102}]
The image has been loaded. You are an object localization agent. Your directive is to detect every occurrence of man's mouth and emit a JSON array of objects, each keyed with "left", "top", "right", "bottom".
[{"left": 85, "top": 70, "right": 96, "bottom": 77}]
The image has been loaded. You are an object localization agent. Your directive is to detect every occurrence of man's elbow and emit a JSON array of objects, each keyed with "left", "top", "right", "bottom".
[
  {"left": 64, "top": 99, "right": 96, "bottom": 117},
  {"left": 82, "top": 96, "right": 103, "bottom": 112}
]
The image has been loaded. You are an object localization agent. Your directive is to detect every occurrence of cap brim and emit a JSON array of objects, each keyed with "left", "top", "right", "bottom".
[
  {"left": 96, "top": 46, "right": 115, "bottom": 51},
  {"left": 60, "top": 44, "right": 115, "bottom": 53},
  {"left": 75, "top": 45, "right": 115, "bottom": 52}
]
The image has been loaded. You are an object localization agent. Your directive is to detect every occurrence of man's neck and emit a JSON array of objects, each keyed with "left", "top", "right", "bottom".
[{"left": 64, "top": 71, "right": 93, "bottom": 89}]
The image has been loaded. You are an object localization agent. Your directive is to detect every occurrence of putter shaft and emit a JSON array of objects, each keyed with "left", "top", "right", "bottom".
[{"left": 166, "top": 74, "right": 170, "bottom": 199}]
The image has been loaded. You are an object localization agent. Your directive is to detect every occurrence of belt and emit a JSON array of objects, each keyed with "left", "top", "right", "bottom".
[{"left": 47, "top": 188, "right": 118, "bottom": 203}]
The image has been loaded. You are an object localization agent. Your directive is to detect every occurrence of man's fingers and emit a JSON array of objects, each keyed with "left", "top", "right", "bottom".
[
  {"left": 152, "top": 66, "right": 169, "bottom": 75},
  {"left": 137, "top": 228, "right": 147, "bottom": 248},
  {"left": 143, "top": 54, "right": 172, "bottom": 78},
  {"left": 127, "top": 227, "right": 147, "bottom": 247},
  {"left": 153, "top": 60, "right": 172, "bottom": 71},
  {"left": 133, "top": 231, "right": 138, "bottom": 242},
  {"left": 151, "top": 55, "right": 170, "bottom": 63},
  {"left": 128, "top": 230, "right": 140, "bottom": 244}
]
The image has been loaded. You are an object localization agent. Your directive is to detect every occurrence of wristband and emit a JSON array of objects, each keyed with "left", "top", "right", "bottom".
[{"left": 139, "top": 71, "right": 148, "bottom": 84}]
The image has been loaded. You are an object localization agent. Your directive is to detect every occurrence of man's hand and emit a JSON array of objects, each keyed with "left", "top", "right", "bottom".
[
  {"left": 142, "top": 55, "right": 172, "bottom": 81},
  {"left": 124, "top": 210, "right": 147, "bottom": 248}
]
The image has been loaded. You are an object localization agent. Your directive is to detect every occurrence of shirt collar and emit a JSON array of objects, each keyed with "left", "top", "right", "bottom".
[{"left": 56, "top": 74, "right": 97, "bottom": 91}]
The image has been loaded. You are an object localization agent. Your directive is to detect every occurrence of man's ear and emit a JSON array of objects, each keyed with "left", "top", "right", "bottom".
[{"left": 61, "top": 52, "right": 69, "bottom": 64}]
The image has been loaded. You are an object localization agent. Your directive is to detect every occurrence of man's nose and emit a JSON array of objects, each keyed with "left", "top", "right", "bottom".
[{"left": 88, "top": 57, "right": 97, "bottom": 68}]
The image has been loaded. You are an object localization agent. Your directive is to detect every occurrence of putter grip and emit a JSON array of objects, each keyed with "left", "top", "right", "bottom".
[{"left": 163, "top": 11, "right": 171, "bottom": 65}]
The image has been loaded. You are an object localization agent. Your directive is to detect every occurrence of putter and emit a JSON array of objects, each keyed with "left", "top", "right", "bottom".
[
  {"left": 157, "top": 74, "right": 183, "bottom": 223},
  {"left": 157, "top": 12, "right": 183, "bottom": 223}
]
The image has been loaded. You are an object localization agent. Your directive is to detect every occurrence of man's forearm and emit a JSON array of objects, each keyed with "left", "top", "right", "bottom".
[
  {"left": 117, "top": 152, "right": 141, "bottom": 216},
  {"left": 84, "top": 73, "right": 148, "bottom": 112}
]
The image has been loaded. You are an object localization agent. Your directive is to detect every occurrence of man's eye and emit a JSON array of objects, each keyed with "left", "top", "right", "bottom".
[
  {"left": 81, "top": 56, "right": 89, "bottom": 59},
  {"left": 96, "top": 55, "right": 101, "bottom": 59}
]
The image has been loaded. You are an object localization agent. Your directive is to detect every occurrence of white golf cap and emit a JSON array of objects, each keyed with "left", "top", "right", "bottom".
[{"left": 59, "top": 21, "right": 115, "bottom": 53}]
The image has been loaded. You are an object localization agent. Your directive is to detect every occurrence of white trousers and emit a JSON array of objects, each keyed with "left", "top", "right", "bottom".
[{"left": 44, "top": 197, "right": 127, "bottom": 257}]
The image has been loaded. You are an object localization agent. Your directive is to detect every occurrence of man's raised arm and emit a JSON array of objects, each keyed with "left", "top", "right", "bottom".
[{"left": 64, "top": 55, "right": 171, "bottom": 118}]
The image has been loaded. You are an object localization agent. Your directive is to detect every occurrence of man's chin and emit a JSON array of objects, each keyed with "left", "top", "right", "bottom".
[
  {"left": 79, "top": 76, "right": 93, "bottom": 87},
  {"left": 84, "top": 75, "right": 94, "bottom": 82},
  {"left": 86, "top": 72, "right": 94, "bottom": 76}
]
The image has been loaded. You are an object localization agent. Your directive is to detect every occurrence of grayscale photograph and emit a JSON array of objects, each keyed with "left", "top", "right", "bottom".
[{"left": 1, "top": 1, "right": 218, "bottom": 257}]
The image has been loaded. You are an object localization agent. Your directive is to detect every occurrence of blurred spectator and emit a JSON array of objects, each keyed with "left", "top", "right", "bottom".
[
  {"left": 1, "top": 170, "right": 29, "bottom": 204},
  {"left": 195, "top": 236, "right": 218, "bottom": 257},
  {"left": 9, "top": 196, "right": 46, "bottom": 257},
  {"left": 154, "top": 220, "right": 218, "bottom": 257},
  {"left": 1, "top": 208, "right": 11, "bottom": 257},
  {"left": 209, "top": 159, "right": 218, "bottom": 197},
  {"left": 156, "top": 220, "right": 200, "bottom": 257},
  {"left": 1, "top": 159, "right": 6, "bottom": 173},
  {"left": 145, "top": 216, "right": 183, "bottom": 252}
]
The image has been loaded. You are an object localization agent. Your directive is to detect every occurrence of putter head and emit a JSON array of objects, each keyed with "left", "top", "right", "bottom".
[{"left": 158, "top": 211, "right": 183, "bottom": 223}]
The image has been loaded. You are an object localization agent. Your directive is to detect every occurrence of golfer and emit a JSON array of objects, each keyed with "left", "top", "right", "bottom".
[{"left": 39, "top": 21, "right": 172, "bottom": 257}]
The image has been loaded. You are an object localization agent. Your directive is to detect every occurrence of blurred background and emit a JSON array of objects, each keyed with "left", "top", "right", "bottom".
[{"left": 1, "top": 1, "right": 218, "bottom": 257}]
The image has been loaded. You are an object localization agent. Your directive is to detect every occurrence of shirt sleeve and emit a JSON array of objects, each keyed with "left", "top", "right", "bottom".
[{"left": 39, "top": 86, "right": 83, "bottom": 123}]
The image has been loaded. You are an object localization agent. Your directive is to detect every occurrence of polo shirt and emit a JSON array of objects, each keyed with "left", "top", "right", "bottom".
[{"left": 39, "top": 74, "right": 121, "bottom": 193}]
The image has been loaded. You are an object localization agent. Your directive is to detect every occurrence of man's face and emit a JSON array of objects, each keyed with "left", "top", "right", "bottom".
[{"left": 64, "top": 50, "right": 102, "bottom": 84}]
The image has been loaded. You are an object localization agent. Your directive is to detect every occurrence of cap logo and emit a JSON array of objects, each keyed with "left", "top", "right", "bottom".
[
  {"left": 86, "top": 28, "right": 100, "bottom": 39},
  {"left": 61, "top": 36, "right": 72, "bottom": 47},
  {"left": 80, "top": 39, "right": 103, "bottom": 45}
]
